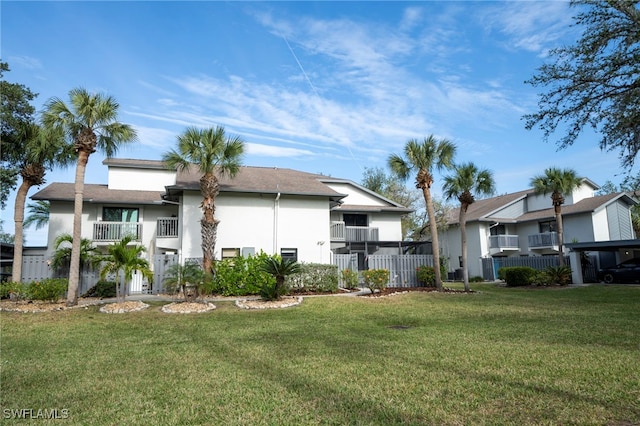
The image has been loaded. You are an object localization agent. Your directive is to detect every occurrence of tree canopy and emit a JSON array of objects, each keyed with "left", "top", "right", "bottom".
[
  {"left": 0, "top": 61, "right": 37, "bottom": 209},
  {"left": 524, "top": 1, "right": 640, "bottom": 169}
]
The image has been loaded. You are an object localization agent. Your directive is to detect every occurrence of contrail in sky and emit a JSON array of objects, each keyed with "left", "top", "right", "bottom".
[
  {"left": 282, "top": 35, "right": 320, "bottom": 97},
  {"left": 282, "top": 35, "right": 363, "bottom": 174}
]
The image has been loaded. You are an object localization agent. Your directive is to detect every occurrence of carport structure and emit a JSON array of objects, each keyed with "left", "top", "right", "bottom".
[{"left": 565, "top": 239, "right": 640, "bottom": 284}]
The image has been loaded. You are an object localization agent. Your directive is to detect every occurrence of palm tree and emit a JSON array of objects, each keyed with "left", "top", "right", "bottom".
[
  {"left": 24, "top": 200, "right": 51, "bottom": 231},
  {"left": 163, "top": 262, "right": 205, "bottom": 301},
  {"left": 162, "top": 126, "right": 245, "bottom": 274},
  {"left": 530, "top": 167, "right": 583, "bottom": 266},
  {"left": 388, "top": 135, "right": 456, "bottom": 291},
  {"left": 11, "top": 122, "right": 71, "bottom": 283},
  {"left": 98, "top": 235, "right": 153, "bottom": 303},
  {"left": 259, "top": 257, "right": 302, "bottom": 301},
  {"left": 443, "top": 163, "right": 495, "bottom": 291},
  {"left": 51, "top": 233, "right": 98, "bottom": 271},
  {"left": 42, "top": 88, "right": 137, "bottom": 306}
]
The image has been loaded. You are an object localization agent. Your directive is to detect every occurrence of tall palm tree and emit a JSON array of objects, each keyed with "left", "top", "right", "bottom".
[
  {"left": 443, "top": 163, "right": 495, "bottom": 291},
  {"left": 24, "top": 200, "right": 51, "bottom": 231},
  {"left": 389, "top": 135, "right": 456, "bottom": 291},
  {"left": 98, "top": 235, "right": 153, "bottom": 303},
  {"left": 530, "top": 167, "right": 583, "bottom": 266},
  {"left": 42, "top": 88, "right": 137, "bottom": 306},
  {"left": 162, "top": 126, "right": 245, "bottom": 274},
  {"left": 11, "top": 123, "right": 71, "bottom": 282}
]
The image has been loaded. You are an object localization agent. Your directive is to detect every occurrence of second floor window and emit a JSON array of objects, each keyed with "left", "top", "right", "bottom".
[
  {"left": 343, "top": 214, "right": 367, "bottom": 227},
  {"left": 539, "top": 220, "right": 557, "bottom": 233},
  {"left": 103, "top": 207, "right": 139, "bottom": 222}
]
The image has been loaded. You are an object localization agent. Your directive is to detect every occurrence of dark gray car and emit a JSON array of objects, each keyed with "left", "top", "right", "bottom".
[{"left": 598, "top": 258, "right": 640, "bottom": 283}]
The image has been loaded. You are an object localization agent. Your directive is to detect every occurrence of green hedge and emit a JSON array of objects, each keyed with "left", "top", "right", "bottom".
[
  {"left": 502, "top": 267, "right": 537, "bottom": 287},
  {"left": 0, "top": 279, "right": 67, "bottom": 302},
  {"left": 288, "top": 263, "right": 339, "bottom": 294}
]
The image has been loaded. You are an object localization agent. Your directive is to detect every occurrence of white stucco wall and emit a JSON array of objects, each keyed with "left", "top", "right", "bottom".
[
  {"left": 367, "top": 212, "right": 403, "bottom": 241},
  {"left": 562, "top": 214, "right": 595, "bottom": 244},
  {"left": 180, "top": 192, "right": 331, "bottom": 263},
  {"left": 108, "top": 167, "right": 176, "bottom": 191},
  {"left": 325, "top": 182, "right": 388, "bottom": 206},
  {"left": 592, "top": 207, "right": 610, "bottom": 241},
  {"left": 526, "top": 193, "right": 552, "bottom": 212}
]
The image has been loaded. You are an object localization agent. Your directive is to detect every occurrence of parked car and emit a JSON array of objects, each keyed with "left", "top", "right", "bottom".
[{"left": 598, "top": 258, "right": 640, "bottom": 283}]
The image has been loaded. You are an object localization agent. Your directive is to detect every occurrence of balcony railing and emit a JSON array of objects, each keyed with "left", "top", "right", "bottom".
[
  {"left": 93, "top": 222, "right": 142, "bottom": 242},
  {"left": 156, "top": 217, "right": 179, "bottom": 238},
  {"left": 488, "top": 235, "right": 519, "bottom": 250},
  {"left": 528, "top": 232, "right": 559, "bottom": 249},
  {"left": 331, "top": 221, "right": 379, "bottom": 242}
]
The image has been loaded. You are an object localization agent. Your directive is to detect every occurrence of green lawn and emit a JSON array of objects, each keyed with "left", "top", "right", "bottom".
[{"left": 1, "top": 284, "right": 639, "bottom": 425}]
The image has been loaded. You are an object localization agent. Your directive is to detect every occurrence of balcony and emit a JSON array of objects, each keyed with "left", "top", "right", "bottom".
[
  {"left": 331, "top": 221, "right": 379, "bottom": 242},
  {"left": 156, "top": 217, "right": 179, "bottom": 238},
  {"left": 528, "top": 232, "right": 559, "bottom": 250},
  {"left": 93, "top": 222, "right": 142, "bottom": 242},
  {"left": 488, "top": 235, "right": 519, "bottom": 255}
]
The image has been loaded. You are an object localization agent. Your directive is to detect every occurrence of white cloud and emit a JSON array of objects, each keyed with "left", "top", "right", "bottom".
[{"left": 245, "top": 142, "right": 315, "bottom": 158}]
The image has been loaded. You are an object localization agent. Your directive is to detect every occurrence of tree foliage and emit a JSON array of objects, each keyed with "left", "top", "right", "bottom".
[
  {"left": 388, "top": 135, "right": 457, "bottom": 291},
  {"left": 443, "top": 163, "right": 495, "bottom": 291},
  {"left": 0, "top": 61, "right": 37, "bottom": 209},
  {"left": 524, "top": 1, "right": 640, "bottom": 168},
  {"left": 162, "top": 126, "right": 245, "bottom": 275},
  {"left": 531, "top": 167, "right": 583, "bottom": 266},
  {"left": 42, "top": 87, "right": 137, "bottom": 306}
]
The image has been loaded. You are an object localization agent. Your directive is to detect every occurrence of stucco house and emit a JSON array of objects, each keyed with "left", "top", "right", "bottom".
[
  {"left": 30, "top": 158, "right": 412, "bottom": 290},
  {"left": 439, "top": 178, "right": 637, "bottom": 282}
]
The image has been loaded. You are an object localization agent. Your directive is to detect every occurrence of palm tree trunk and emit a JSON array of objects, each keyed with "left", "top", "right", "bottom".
[
  {"left": 422, "top": 187, "right": 443, "bottom": 291},
  {"left": 555, "top": 205, "right": 565, "bottom": 267},
  {"left": 11, "top": 180, "right": 30, "bottom": 283},
  {"left": 200, "top": 173, "right": 219, "bottom": 274},
  {"left": 459, "top": 206, "right": 470, "bottom": 292},
  {"left": 67, "top": 150, "right": 90, "bottom": 306}
]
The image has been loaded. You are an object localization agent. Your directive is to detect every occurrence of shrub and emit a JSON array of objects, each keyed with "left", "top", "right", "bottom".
[
  {"left": 361, "top": 269, "right": 389, "bottom": 294},
  {"left": 259, "top": 256, "right": 302, "bottom": 301},
  {"left": 83, "top": 281, "right": 117, "bottom": 298},
  {"left": 206, "top": 252, "right": 272, "bottom": 296},
  {"left": 288, "top": 263, "right": 339, "bottom": 294},
  {"left": 340, "top": 269, "right": 360, "bottom": 289},
  {"left": 546, "top": 265, "right": 572, "bottom": 285},
  {"left": 503, "top": 267, "right": 536, "bottom": 287},
  {"left": 26, "top": 278, "right": 67, "bottom": 302},
  {"left": 529, "top": 270, "right": 552, "bottom": 286},
  {"left": 416, "top": 266, "right": 437, "bottom": 287},
  {"left": 470, "top": 276, "right": 484, "bottom": 283},
  {"left": 0, "top": 281, "right": 27, "bottom": 300}
]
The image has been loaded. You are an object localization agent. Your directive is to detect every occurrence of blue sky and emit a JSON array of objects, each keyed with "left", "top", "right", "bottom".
[{"left": 1, "top": 1, "right": 634, "bottom": 245}]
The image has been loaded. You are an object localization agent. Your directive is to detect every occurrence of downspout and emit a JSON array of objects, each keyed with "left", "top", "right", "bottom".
[{"left": 273, "top": 189, "right": 280, "bottom": 254}]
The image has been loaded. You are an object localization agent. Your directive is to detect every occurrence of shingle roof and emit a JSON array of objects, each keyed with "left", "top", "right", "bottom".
[
  {"left": 446, "top": 189, "right": 533, "bottom": 224},
  {"left": 333, "top": 204, "right": 413, "bottom": 213},
  {"left": 447, "top": 191, "right": 635, "bottom": 225},
  {"left": 102, "top": 158, "right": 166, "bottom": 169},
  {"left": 515, "top": 192, "right": 632, "bottom": 222},
  {"left": 171, "top": 165, "right": 346, "bottom": 198},
  {"left": 31, "top": 183, "right": 164, "bottom": 204}
]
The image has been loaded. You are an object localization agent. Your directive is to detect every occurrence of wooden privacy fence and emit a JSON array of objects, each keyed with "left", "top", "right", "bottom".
[
  {"left": 368, "top": 254, "right": 434, "bottom": 287},
  {"left": 333, "top": 254, "right": 434, "bottom": 287}
]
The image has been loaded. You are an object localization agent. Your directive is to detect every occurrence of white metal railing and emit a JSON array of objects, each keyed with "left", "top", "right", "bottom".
[
  {"left": 93, "top": 222, "right": 142, "bottom": 242},
  {"left": 331, "top": 221, "right": 345, "bottom": 241},
  {"left": 156, "top": 217, "right": 179, "bottom": 238},
  {"left": 528, "top": 232, "right": 559, "bottom": 248},
  {"left": 330, "top": 221, "right": 379, "bottom": 241},
  {"left": 488, "top": 235, "right": 519, "bottom": 249}
]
